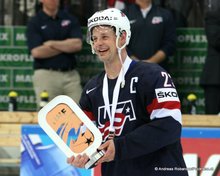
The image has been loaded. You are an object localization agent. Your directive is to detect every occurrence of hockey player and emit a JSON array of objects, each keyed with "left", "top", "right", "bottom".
[{"left": 67, "top": 8, "right": 188, "bottom": 176}]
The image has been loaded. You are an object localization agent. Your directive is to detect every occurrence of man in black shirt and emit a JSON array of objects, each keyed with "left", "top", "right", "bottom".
[
  {"left": 123, "top": 0, "right": 176, "bottom": 71},
  {"left": 26, "top": 0, "right": 83, "bottom": 108}
]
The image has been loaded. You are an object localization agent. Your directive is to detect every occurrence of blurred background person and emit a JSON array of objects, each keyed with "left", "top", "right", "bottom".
[
  {"left": 123, "top": 0, "right": 176, "bottom": 71},
  {"left": 155, "top": 0, "right": 193, "bottom": 28},
  {"left": 26, "top": 0, "right": 83, "bottom": 109},
  {"left": 200, "top": 7, "right": 220, "bottom": 115},
  {"left": 107, "top": 0, "right": 135, "bottom": 10},
  {"left": 60, "top": 0, "right": 107, "bottom": 26}
]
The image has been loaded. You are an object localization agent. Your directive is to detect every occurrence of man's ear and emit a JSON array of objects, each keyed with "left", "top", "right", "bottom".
[{"left": 120, "top": 31, "right": 127, "bottom": 44}]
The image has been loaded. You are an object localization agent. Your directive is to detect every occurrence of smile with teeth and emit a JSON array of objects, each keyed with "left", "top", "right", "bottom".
[{"left": 98, "top": 48, "right": 108, "bottom": 53}]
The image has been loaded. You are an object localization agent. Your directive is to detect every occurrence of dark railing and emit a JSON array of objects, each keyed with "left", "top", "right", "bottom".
[
  {"left": 0, "top": 0, "right": 107, "bottom": 26},
  {"left": 0, "top": 0, "right": 30, "bottom": 25},
  {"left": 0, "top": 0, "right": 220, "bottom": 27}
]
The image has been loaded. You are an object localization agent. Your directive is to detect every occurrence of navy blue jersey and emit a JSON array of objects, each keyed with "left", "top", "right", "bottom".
[{"left": 80, "top": 60, "right": 188, "bottom": 176}]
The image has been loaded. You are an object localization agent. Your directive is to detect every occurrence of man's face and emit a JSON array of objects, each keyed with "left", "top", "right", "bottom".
[
  {"left": 135, "top": 0, "right": 152, "bottom": 5},
  {"left": 41, "top": 0, "right": 60, "bottom": 11},
  {"left": 91, "top": 26, "right": 117, "bottom": 63}
]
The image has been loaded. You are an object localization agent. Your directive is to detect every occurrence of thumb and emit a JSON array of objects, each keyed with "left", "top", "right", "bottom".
[{"left": 98, "top": 140, "right": 110, "bottom": 150}]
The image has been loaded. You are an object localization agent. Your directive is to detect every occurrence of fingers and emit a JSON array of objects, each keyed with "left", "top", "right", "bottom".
[
  {"left": 67, "top": 140, "right": 115, "bottom": 168},
  {"left": 67, "top": 153, "right": 89, "bottom": 168},
  {"left": 97, "top": 140, "right": 115, "bottom": 164},
  {"left": 75, "top": 154, "right": 89, "bottom": 168},
  {"left": 67, "top": 155, "right": 75, "bottom": 164},
  {"left": 98, "top": 141, "right": 109, "bottom": 150}
]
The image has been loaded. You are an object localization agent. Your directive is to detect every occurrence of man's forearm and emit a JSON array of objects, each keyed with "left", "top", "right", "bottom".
[
  {"left": 145, "top": 50, "right": 166, "bottom": 63},
  {"left": 31, "top": 45, "right": 62, "bottom": 59},
  {"left": 48, "top": 39, "right": 83, "bottom": 53}
]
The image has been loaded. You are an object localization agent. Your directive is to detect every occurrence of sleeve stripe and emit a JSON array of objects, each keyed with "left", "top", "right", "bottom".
[
  {"left": 146, "top": 98, "right": 182, "bottom": 124},
  {"left": 150, "top": 108, "right": 182, "bottom": 124},
  {"left": 147, "top": 98, "right": 181, "bottom": 114}
]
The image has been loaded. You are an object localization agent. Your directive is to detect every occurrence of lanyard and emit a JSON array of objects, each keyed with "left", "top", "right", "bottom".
[{"left": 102, "top": 57, "right": 132, "bottom": 133}]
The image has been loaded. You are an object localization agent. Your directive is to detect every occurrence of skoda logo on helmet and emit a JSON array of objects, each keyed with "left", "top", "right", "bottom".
[
  {"left": 87, "top": 8, "right": 131, "bottom": 50},
  {"left": 88, "top": 16, "right": 113, "bottom": 25}
]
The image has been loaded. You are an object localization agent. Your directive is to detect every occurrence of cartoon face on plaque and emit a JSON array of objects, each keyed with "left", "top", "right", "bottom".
[
  {"left": 38, "top": 95, "right": 102, "bottom": 158},
  {"left": 46, "top": 104, "right": 94, "bottom": 153}
]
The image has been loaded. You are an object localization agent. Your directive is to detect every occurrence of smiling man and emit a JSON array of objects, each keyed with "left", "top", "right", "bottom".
[{"left": 67, "top": 8, "right": 188, "bottom": 176}]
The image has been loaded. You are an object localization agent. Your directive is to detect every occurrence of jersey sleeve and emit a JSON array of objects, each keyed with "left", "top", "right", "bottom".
[
  {"left": 114, "top": 64, "right": 182, "bottom": 161},
  {"left": 79, "top": 80, "right": 96, "bottom": 122},
  {"left": 26, "top": 18, "right": 44, "bottom": 51},
  {"left": 160, "top": 9, "right": 177, "bottom": 57},
  {"left": 145, "top": 67, "right": 182, "bottom": 124},
  {"left": 69, "top": 14, "right": 83, "bottom": 39}
]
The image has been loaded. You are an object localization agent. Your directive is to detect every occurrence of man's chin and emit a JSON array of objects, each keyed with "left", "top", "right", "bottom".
[{"left": 99, "top": 53, "right": 107, "bottom": 58}]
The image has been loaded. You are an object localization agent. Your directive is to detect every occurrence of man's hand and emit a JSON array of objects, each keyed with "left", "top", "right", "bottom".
[
  {"left": 44, "top": 39, "right": 82, "bottom": 53},
  {"left": 67, "top": 153, "right": 89, "bottom": 168},
  {"left": 43, "top": 40, "right": 56, "bottom": 48},
  {"left": 97, "top": 140, "right": 115, "bottom": 164}
]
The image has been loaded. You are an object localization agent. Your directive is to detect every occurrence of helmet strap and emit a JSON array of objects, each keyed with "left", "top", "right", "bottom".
[
  {"left": 116, "top": 36, "right": 126, "bottom": 88},
  {"left": 90, "top": 41, "right": 96, "bottom": 54}
]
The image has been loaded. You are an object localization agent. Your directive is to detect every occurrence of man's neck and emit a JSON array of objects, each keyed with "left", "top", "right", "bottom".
[
  {"left": 43, "top": 8, "right": 58, "bottom": 19},
  {"left": 105, "top": 60, "right": 122, "bottom": 79},
  {"left": 105, "top": 49, "right": 128, "bottom": 79}
]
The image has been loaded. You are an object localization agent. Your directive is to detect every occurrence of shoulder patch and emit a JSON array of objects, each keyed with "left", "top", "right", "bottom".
[{"left": 155, "top": 88, "right": 179, "bottom": 103}]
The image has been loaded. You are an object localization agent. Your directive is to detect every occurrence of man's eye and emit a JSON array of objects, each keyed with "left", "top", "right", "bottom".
[
  {"left": 102, "top": 36, "right": 108, "bottom": 39},
  {"left": 92, "top": 38, "right": 97, "bottom": 42}
]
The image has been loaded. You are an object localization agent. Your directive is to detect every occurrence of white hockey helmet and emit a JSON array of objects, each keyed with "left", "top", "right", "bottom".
[{"left": 87, "top": 8, "right": 131, "bottom": 48}]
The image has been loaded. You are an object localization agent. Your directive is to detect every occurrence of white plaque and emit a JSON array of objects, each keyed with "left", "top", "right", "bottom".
[{"left": 38, "top": 95, "right": 104, "bottom": 169}]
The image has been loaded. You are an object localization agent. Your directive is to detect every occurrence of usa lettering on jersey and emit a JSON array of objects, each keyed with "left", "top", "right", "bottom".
[{"left": 98, "top": 100, "right": 136, "bottom": 141}]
